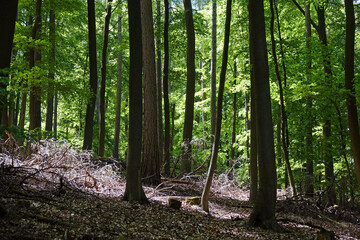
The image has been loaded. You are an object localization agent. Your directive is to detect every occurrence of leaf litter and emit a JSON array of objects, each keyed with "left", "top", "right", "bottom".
[{"left": 0, "top": 139, "right": 359, "bottom": 239}]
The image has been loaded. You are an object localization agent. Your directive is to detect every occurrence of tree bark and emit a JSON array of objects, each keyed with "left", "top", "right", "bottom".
[
  {"left": 344, "top": 0, "right": 360, "bottom": 189},
  {"left": 163, "top": 0, "right": 171, "bottom": 177},
  {"left": 46, "top": 1, "right": 55, "bottom": 133},
  {"left": 316, "top": 3, "right": 336, "bottom": 205},
  {"left": 210, "top": 0, "right": 217, "bottom": 146},
  {"left": 248, "top": 0, "right": 280, "bottom": 231},
  {"left": 83, "top": 0, "right": 98, "bottom": 151},
  {"left": 98, "top": 0, "right": 112, "bottom": 157},
  {"left": 201, "top": 0, "right": 232, "bottom": 213},
  {"left": 269, "top": 0, "right": 296, "bottom": 197},
  {"left": 181, "top": 0, "right": 196, "bottom": 174},
  {"left": 123, "top": 0, "right": 147, "bottom": 203},
  {"left": 141, "top": 0, "right": 161, "bottom": 185},
  {"left": 113, "top": 15, "right": 122, "bottom": 160},
  {"left": 304, "top": 0, "right": 314, "bottom": 197},
  {"left": 0, "top": 0, "right": 18, "bottom": 127},
  {"left": 156, "top": 0, "right": 164, "bottom": 169},
  {"left": 29, "top": 0, "right": 42, "bottom": 133}
]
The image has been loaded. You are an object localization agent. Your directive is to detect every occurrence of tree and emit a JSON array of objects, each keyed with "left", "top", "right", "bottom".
[
  {"left": 29, "top": 0, "right": 42, "bottom": 132},
  {"left": 123, "top": 0, "right": 147, "bottom": 203},
  {"left": 98, "top": 0, "right": 113, "bottom": 157},
  {"left": 163, "top": 0, "right": 171, "bottom": 177},
  {"left": 304, "top": 0, "right": 314, "bottom": 197},
  {"left": 0, "top": 0, "right": 18, "bottom": 127},
  {"left": 83, "top": 0, "right": 99, "bottom": 151},
  {"left": 46, "top": 0, "right": 56, "bottom": 133},
  {"left": 181, "top": 0, "right": 196, "bottom": 174},
  {"left": 113, "top": 14, "right": 123, "bottom": 160},
  {"left": 141, "top": 0, "right": 161, "bottom": 185},
  {"left": 344, "top": 0, "right": 360, "bottom": 188},
  {"left": 248, "top": 0, "right": 280, "bottom": 231},
  {"left": 269, "top": 0, "right": 296, "bottom": 197},
  {"left": 201, "top": 0, "right": 232, "bottom": 213},
  {"left": 210, "top": 0, "right": 217, "bottom": 146}
]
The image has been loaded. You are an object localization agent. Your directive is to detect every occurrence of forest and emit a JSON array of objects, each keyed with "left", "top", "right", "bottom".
[{"left": 1, "top": 0, "right": 360, "bottom": 239}]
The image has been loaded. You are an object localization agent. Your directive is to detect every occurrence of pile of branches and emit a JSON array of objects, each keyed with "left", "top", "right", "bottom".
[{"left": 0, "top": 136, "right": 124, "bottom": 198}]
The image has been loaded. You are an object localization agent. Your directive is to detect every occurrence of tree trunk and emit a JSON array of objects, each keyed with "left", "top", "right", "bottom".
[
  {"left": 248, "top": 0, "right": 280, "bottom": 231},
  {"left": 156, "top": 0, "right": 164, "bottom": 169},
  {"left": 54, "top": 92, "right": 58, "bottom": 139},
  {"left": 46, "top": 2, "right": 55, "bottom": 133},
  {"left": 141, "top": 0, "right": 161, "bottom": 186},
  {"left": 304, "top": 0, "right": 314, "bottom": 197},
  {"left": 29, "top": 0, "right": 42, "bottom": 133},
  {"left": 316, "top": 3, "right": 336, "bottom": 205},
  {"left": 123, "top": 0, "right": 147, "bottom": 203},
  {"left": 210, "top": 0, "right": 217, "bottom": 146},
  {"left": 163, "top": 0, "right": 171, "bottom": 177},
  {"left": 0, "top": 0, "right": 18, "bottom": 127},
  {"left": 345, "top": 0, "right": 360, "bottom": 189},
  {"left": 269, "top": 0, "right": 296, "bottom": 197},
  {"left": 201, "top": 0, "right": 232, "bottom": 213},
  {"left": 98, "top": 0, "right": 112, "bottom": 157},
  {"left": 83, "top": 0, "right": 98, "bottom": 151},
  {"left": 230, "top": 59, "right": 237, "bottom": 179},
  {"left": 181, "top": 0, "right": 196, "bottom": 174},
  {"left": 249, "top": 67, "right": 258, "bottom": 204},
  {"left": 113, "top": 15, "right": 123, "bottom": 160}
]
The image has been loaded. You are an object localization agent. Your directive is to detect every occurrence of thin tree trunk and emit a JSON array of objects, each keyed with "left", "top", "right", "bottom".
[
  {"left": 123, "top": 0, "right": 147, "bottom": 203},
  {"left": 141, "top": 0, "right": 161, "bottom": 185},
  {"left": 54, "top": 92, "right": 58, "bottom": 139},
  {"left": 201, "top": 0, "right": 232, "bottom": 213},
  {"left": 345, "top": 0, "right": 360, "bottom": 189},
  {"left": 163, "top": 0, "right": 171, "bottom": 176},
  {"left": 29, "top": 0, "right": 42, "bottom": 133},
  {"left": 83, "top": 0, "right": 99, "bottom": 150},
  {"left": 269, "top": 0, "right": 296, "bottom": 197},
  {"left": 248, "top": 0, "right": 280, "bottom": 231},
  {"left": 304, "top": 1, "right": 314, "bottom": 197},
  {"left": 156, "top": 0, "right": 164, "bottom": 168},
  {"left": 181, "top": 0, "right": 196, "bottom": 174},
  {"left": 230, "top": 59, "right": 237, "bottom": 179},
  {"left": 113, "top": 15, "right": 123, "bottom": 160},
  {"left": 98, "top": 0, "right": 112, "bottom": 157},
  {"left": 210, "top": 0, "right": 217, "bottom": 146},
  {"left": 46, "top": 2, "right": 55, "bottom": 133},
  {"left": 316, "top": 3, "right": 336, "bottom": 205}
]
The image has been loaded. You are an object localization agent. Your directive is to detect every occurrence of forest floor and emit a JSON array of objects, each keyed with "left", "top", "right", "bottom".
[{"left": 0, "top": 140, "right": 359, "bottom": 239}]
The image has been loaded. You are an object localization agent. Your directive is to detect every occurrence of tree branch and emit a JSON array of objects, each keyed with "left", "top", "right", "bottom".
[{"left": 291, "top": 0, "right": 320, "bottom": 34}]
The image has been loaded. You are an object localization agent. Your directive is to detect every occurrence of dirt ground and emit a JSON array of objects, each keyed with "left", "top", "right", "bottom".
[{"left": 0, "top": 141, "right": 359, "bottom": 239}]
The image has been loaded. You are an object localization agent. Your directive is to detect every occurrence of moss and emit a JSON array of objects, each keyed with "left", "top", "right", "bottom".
[{"left": 185, "top": 197, "right": 201, "bottom": 205}]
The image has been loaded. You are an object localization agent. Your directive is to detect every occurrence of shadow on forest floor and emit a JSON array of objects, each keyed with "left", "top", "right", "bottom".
[{"left": 0, "top": 140, "right": 359, "bottom": 239}]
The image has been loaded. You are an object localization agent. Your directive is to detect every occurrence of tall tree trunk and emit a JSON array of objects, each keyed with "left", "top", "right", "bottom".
[
  {"left": 248, "top": 0, "right": 280, "bottom": 231},
  {"left": 123, "top": 0, "right": 147, "bottom": 203},
  {"left": 156, "top": 0, "right": 164, "bottom": 169},
  {"left": 29, "top": 0, "right": 42, "bottom": 132},
  {"left": 181, "top": 0, "right": 196, "bottom": 174},
  {"left": 304, "top": 0, "right": 314, "bottom": 197},
  {"left": 46, "top": 1, "right": 55, "bottom": 133},
  {"left": 316, "top": 3, "right": 336, "bottom": 205},
  {"left": 249, "top": 68, "right": 258, "bottom": 203},
  {"left": 141, "top": 0, "right": 161, "bottom": 185},
  {"left": 269, "top": 0, "right": 296, "bottom": 197},
  {"left": 345, "top": 0, "right": 360, "bottom": 189},
  {"left": 230, "top": 59, "right": 237, "bottom": 179},
  {"left": 83, "top": 0, "right": 99, "bottom": 150},
  {"left": 113, "top": 15, "right": 123, "bottom": 160},
  {"left": 0, "top": 0, "right": 18, "bottom": 127},
  {"left": 201, "top": 0, "right": 232, "bottom": 213},
  {"left": 98, "top": 0, "right": 112, "bottom": 157},
  {"left": 210, "top": 0, "right": 217, "bottom": 146},
  {"left": 163, "top": 0, "right": 171, "bottom": 177}
]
